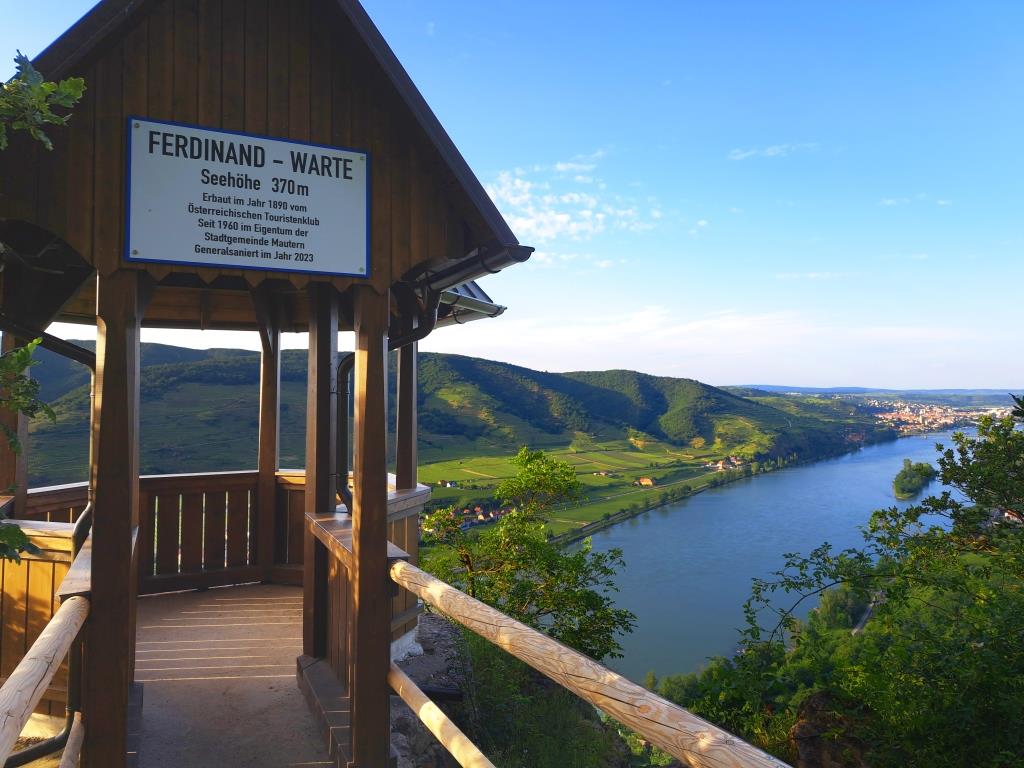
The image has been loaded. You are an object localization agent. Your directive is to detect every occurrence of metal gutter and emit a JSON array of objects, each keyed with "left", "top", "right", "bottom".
[
  {"left": 439, "top": 292, "right": 505, "bottom": 320},
  {"left": 410, "top": 242, "right": 533, "bottom": 295}
]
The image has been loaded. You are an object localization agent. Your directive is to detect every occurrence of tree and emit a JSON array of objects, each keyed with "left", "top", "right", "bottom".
[
  {"left": 1, "top": 52, "right": 84, "bottom": 150},
  {"left": 0, "top": 340, "right": 53, "bottom": 454},
  {"left": 0, "top": 54, "right": 83, "bottom": 560},
  {"left": 423, "top": 448, "right": 634, "bottom": 661},
  {"left": 493, "top": 447, "right": 582, "bottom": 518}
]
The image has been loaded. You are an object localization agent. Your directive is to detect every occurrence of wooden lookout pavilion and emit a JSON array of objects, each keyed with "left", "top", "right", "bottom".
[{"left": 0, "top": 2, "right": 788, "bottom": 767}]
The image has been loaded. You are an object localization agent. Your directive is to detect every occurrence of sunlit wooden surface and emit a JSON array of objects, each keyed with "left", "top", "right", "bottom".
[{"left": 135, "top": 584, "right": 331, "bottom": 768}]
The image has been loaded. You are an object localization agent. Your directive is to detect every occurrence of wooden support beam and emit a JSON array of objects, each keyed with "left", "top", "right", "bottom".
[
  {"left": 252, "top": 285, "right": 282, "bottom": 580},
  {"left": 349, "top": 285, "right": 391, "bottom": 768},
  {"left": 83, "top": 269, "right": 144, "bottom": 768},
  {"left": 0, "top": 332, "right": 28, "bottom": 519},
  {"left": 395, "top": 341, "right": 417, "bottom": 491},
  {"left": 303, "top": 283, "right": 337, "bottom": 658}
]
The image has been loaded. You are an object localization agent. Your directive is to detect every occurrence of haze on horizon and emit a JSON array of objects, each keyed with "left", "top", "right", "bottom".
[{"left": 7, "top": 1, "right": 1022, "bottom": 390}]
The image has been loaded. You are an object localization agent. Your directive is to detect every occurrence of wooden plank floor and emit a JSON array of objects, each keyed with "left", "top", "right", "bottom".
[{"left": 135, "top": 583, "right": 331, "bottom": 768}]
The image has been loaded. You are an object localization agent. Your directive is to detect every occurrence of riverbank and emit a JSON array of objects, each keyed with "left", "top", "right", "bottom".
[
  {"left": 423, "top": 428, "right": 901, "bottom": 539},
  {"left": 551, "top": 431, "right": 905, "bottom": 546}
]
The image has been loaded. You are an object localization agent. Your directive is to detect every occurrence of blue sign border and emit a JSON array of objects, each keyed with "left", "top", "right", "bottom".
[{"left": 124, "top": 115, "right": 372, "bottom": 280}]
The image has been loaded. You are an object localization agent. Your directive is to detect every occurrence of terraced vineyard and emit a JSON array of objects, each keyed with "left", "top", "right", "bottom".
[{"left": 26, "top": 342, "right": 894, "bottom": 535}]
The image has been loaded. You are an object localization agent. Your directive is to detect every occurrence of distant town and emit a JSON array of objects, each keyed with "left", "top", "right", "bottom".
[{"left": 860, "top": 399, "right": 1012, "bottom": 435}]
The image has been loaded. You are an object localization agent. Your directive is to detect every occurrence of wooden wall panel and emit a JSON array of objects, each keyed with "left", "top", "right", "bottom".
[
  {"left": 197, "top": 0, "right": 223, "bottom": 127},
  {"left": 328, "top": 2, "right": 353, "bottom": 150},
  {"left": 147, "top": 1, "right": 174, "bottom": 122},
  {"left": 91, "top": 44, "right": 125, "bottom": 275},
  {"left": 173, "top": 0, "right": 199, "bottom": 123},
  {"left": 309, "top": 0, "right": 332, "bottom": 146},
  {"left": 267, "top": 1, "right": 291, "bottom": 140},
  {"left": 221, "top": 0, "right": 245, "bottom": 132},
  {"left": 289, "top": 0, "right": 312, "bottom": 143},
  {"left": 244, "top": 0, "right": 269, "bottom": 135},
  {"left": 0, "top": 0, "right": 508, "bottom": 314},
  {"left": 64, "top": 64, "right": 95, "bottom": 261}
]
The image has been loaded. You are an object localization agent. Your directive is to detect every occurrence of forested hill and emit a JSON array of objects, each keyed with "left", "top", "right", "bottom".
[{"left": 25, "top": 343, "right": 892, "bottom": 486}]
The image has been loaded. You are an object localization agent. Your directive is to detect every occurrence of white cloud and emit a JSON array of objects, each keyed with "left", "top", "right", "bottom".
[
  {"left": 485, "top": 151, "right": 660, "bottom": 243},
  {"left": 595, "top": 259, "right": 615, "bottom": 269},
  {"left": 936, "top": 199, "right": 953, "bottom": 206},
  {"left": 728, "top": 143, "right": 818, "bottom": 161},
  {"left": 879, "top": 197, "right": 911, "bottom": 206},
  {"left": 419, "top": 306, "right": 986, "bottom": 387},
  {"left": 555, "top": 161, "right": 596, "bottom": 173}
]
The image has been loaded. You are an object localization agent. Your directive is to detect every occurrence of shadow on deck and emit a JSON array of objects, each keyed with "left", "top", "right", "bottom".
[{"left": 135, "top": 583, "right": 331, "bottom": 768}]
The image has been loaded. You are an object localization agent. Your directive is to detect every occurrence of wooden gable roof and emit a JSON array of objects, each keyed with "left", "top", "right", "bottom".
[{"left": 0, "top": 0, "right": 529, "bottom": 328}]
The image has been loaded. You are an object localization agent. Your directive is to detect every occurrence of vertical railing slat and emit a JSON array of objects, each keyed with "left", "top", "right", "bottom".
[
  {"left": 179, "top": 493, "right": 204, "bottom": 573},
  {"left": 203, "top": 490, "right": 228, "bottom": 571},
  {"left": 226, "top": 489, "right": 249, "bottom": 568},
  {"left": 154, "top": 493, "right": 181, "bottom": 575}
]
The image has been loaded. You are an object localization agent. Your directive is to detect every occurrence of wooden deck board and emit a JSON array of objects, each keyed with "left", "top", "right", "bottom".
[{"left": 135, "top": 583, "right": 330, "bottom": 768}]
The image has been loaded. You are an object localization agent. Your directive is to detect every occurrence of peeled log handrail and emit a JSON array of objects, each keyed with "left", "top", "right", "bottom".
[
  {"left": 387, "top": 663, "right": 495, "bottom": 768},
  {"left": 389, "top": 561, "right": 790, "bottom": 768},
  {"left": 57, "top": 713, "right": 84, "bottom": 768},
  {"left": 0, "top": 596, "right": 90, "bottom": 762}
]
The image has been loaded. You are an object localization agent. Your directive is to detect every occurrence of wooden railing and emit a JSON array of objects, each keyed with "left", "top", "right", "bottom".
[
  {"left": 137, "top": 471, "right": 260, "bottom": 594},
  {"left": 0, "top": 595, "right": 89, "bottom": 763},
  {"left": 24, "top": 483, "right": 89, "bottom": 524},
  {"left": 387, "top": 662, "right": 494, "bottom": 768},
  {"left": 389, "top": 560, "right": 791, "bottom": 768},
  {"left": 22, "top": 472, "right": 428, "bottom": 617},
  {"left": 0, "top": 520, "right": 75, "bottom": 717},
  {"left": 282, "top": 473, "right": 428, "bottom": 641}
]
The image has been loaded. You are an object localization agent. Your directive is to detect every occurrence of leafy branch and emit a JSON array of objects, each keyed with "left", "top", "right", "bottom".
[{"left": 0, "top": 52, "right": 85, "bottom": 150}]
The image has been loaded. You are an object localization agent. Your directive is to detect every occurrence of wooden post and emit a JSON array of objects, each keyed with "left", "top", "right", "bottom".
[
  {"left": 253, "top": 286, "right": 281, "bottom": 580},
  {"left": 0, "top": 332, "right": 28, "bottom": 519},
  {"left": 303, "top": 283, "right": 336, "bottom": 659},
  {"left": 83, "top": 270, "right": 143, "bottom": 768},
  {"left": 395, "top": 341, "right": 417, "bottom": 491},
  {"left": 350, "top": 285, "right": 391, "bottom": 767}
]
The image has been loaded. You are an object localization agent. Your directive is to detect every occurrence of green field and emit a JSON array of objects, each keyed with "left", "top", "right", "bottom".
[{"left": 419, "top": 437, "right": 743, "bottom": 536}]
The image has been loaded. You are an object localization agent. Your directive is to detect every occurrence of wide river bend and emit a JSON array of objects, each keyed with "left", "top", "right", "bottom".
[{"left": 589, "top": 430, "right": 960, "bottom": 681}]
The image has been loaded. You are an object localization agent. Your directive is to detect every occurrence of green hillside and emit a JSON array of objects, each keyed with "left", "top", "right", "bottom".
[{"left": 24, "top": 344, "right": 893, "bottom": 487}]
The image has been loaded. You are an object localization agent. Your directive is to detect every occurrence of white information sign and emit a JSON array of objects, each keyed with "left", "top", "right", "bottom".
[{"left": 126, "top": 117, "right": 369, "bottom": 276}]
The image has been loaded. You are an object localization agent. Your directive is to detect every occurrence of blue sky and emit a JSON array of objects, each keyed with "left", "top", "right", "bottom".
[{"left": 6, "top": 2, "right": 1023, "bottom": 387}]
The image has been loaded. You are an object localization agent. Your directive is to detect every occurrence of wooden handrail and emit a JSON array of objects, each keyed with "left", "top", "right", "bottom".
[
  {"left": 57, "top": 713, "right": 84, "bottom": 768},
  {"left": 0, "top": 596, "right": 90, "bottom": 761},
  {"left": 390, "top": 561, "right": 790, "bottom": 768},
  {"left": 387, "top": 663, "right": 495, "bottom": 768}
]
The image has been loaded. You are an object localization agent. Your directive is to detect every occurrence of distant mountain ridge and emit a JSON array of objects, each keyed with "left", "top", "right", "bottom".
[
  {"left": 729, "top": 384, "right": 1015, "bottom": 407},
  {"left": 26, "top": 342, "right": 894, "bottom": 486}
]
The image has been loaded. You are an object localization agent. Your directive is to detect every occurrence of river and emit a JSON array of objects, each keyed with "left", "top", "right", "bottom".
[{"left": 589, "top": 430, "right": 962, "bottom": 681}]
